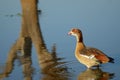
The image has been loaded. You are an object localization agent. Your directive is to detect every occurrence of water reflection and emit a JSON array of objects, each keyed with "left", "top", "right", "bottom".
[
  {"left": 77, "top": 68, "right": 114, "bottom": 80},
  {"left": 0, "top": 1, "right": 69, "bottom": 79},
  {"left": 0, "top": 40, "right": 69, "bottom": 80},
  {"left": 40, "top": 44, "right": 69, "bottom": 80},
  {"left": 0, "top": 37, "right": 33, "bottom": 80},
  {"left": 0, "top": 0, "right": 116, "bottom": 80}
]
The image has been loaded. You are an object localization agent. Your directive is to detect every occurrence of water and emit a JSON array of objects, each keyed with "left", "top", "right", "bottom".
[{"left": 0, "top": 0, "right": 120, "bottom": 80}]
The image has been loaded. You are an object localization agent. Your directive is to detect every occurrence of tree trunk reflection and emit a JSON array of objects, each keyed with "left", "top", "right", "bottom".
[{"left": 0, "top": 0, "right": 69, "bottom": 80}]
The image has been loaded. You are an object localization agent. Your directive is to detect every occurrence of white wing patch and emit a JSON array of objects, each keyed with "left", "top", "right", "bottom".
[{"left": 81, "top": 54, "right": 95, "bottom": 59}]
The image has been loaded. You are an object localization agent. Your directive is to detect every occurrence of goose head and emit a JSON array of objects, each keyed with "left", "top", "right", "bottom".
[{"left": 68, "top": 28, "right": 83, "bottom": 42}]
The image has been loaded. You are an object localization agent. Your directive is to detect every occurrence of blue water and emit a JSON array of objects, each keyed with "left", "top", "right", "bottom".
[{"left": 0, "top": 0, "right": 120, "bottom": 80}]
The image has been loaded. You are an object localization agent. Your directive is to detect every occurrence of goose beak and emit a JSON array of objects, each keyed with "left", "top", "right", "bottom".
[{"left": 68, "top": 31, "right": 72, "bottom": 35}]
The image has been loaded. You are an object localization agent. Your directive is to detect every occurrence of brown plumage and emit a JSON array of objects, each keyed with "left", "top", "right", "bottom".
[{"left": 68, "top": 28, "right": 114, "bottom": 68}]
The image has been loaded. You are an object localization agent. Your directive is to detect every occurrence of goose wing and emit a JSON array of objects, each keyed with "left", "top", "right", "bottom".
[{"left": 80, "top": 47, "right": 110, "bottom": 63}]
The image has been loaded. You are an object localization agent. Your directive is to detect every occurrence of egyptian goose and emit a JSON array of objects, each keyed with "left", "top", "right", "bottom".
[{"left": 68, "top": 28, "right": 114, "bottom": 68}]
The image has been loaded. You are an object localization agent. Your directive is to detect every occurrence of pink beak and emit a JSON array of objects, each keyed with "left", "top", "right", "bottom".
[{"left": 68, "top": 31, "right": 72, "bottom": 35}]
